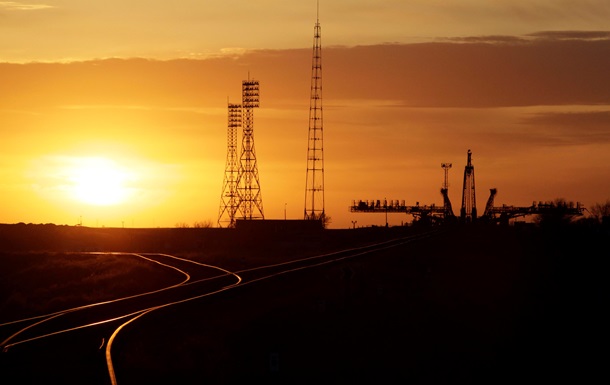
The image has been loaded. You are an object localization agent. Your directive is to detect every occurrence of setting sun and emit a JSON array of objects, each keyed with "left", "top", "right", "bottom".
[{"left": 68, "top": 157, "right": 133, "bottom": 206}]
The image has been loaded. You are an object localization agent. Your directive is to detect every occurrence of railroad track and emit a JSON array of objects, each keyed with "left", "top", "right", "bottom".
[{"left": 1, "top": 228, "right": 442, "bottom": 384}]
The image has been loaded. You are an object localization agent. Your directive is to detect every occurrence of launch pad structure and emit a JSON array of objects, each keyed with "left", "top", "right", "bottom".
[{"left": 350, "top": 149, "right": 585, "bottom": 226}]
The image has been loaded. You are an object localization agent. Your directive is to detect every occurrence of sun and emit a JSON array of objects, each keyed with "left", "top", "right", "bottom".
[{"left": 68, "top": 157, "right": 133, "bottom": 205}]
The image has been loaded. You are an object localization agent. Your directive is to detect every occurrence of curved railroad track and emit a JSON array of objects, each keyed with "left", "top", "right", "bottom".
[{"left": 1, "top": 229, "right": 442, "bottom": 385}]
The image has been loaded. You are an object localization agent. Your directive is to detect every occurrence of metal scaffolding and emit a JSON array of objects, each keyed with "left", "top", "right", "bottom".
[
  {"left": 236, "top": 79, "right": 264, "bottom": 220},
  {"left": 217, "top": 102, "right": 242, "bottom": 227},
  {"left": 304, "top": 7, "right": 325, "bottom": 221},
  {"left": 441, "top": 163, "right": 455, "bottom": 219},
  {"left": 460, "top": 149, "right": 477, "bottom": 222}
]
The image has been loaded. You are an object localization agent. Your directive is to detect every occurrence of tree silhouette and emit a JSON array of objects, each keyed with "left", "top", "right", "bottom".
[
  {"left": 589, "top": 199, "right": 610, "bottom": 225},
  {"left": 321, "top": 214, "right": 332, "bottom": 229}
]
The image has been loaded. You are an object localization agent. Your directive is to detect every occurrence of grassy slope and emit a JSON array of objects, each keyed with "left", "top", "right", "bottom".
[
  {"left": 0, "top": 225, "right": 411, "bottom": 322},
  {"left": 0, "top": 252, "right": 184, "bottom": 322}
]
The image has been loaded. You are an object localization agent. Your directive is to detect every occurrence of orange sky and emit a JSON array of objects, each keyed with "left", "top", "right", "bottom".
[{"left": 1, "top": 2, "right": 609, "bottom": 228}]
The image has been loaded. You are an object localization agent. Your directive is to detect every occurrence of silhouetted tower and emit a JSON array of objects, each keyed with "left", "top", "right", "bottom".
[
  {"left": 460, "top": 149, "right": 477, "bottom": 222},
  {"left": 441, "top": 163, "right": 451, "bottom": 190},
  {"left": 218, "top": 102, "right": 242, "bottom": 227},
  {"left": 482, "top": 188, "right": 497, "bottom": 219},
  {"left": 441, "top": 163, "right": 455, "bottom": 219},
  {"left": 236, "top": 79, "right": 264, "bottom": 220},
  {"left": 304, "top": 4, "right": 325, "bottom": 221}
]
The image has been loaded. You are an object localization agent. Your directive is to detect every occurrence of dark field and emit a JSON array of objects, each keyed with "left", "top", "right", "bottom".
[
  {"left": 0, "top": 223, "right": 607, "bottom": 384},
  {"left": 0, "top": 252, "right": 185, "bottom": 322}
]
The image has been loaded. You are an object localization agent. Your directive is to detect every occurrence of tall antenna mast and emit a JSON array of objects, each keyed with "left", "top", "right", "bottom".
[
  {"left": 304, "top": 1, "right": 325, "bottom": 221},
  {"left": 237, "top": 78, "right": 264, "bottom": 219},
  {"left": 218, "top": 102, "right": 242, "bottom": 227}
]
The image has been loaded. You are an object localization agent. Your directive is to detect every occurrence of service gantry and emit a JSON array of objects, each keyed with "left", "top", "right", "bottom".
[
  {"left": 348, "top": 161, "right": 459, "bottom": 225},
  {"left": 350, "top": 148, "right": 586, "bottom": 226},
  {"left": 482, "top": 188, "right": 498, "bottom": 220},
  {"left": 460, "top": 149, "right": 477, "bottom": 222},
  {"left": 441, "top": 163, "right": 455, "bottom": 219},
  {"left": 304, "top": 4, "right": 325, "bottom": 221},
  {"left": 236, "top": 79, "right": 264, "bottom": 220},
  {"left": 479, "top": 188, "right": 585, "bottom": 225},
  {"left": 217, "top": 102, "right": 242, "bottom": 227}
]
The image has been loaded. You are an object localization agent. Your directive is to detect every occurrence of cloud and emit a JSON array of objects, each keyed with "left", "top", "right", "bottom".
[
  {"left": 0, "top": 1, "right": 54, "bottom": 10},
  {"left": 441, "top": 30, "right": 610, "bottom": 45},
  {"left": 520, "top": 111, "right": 610, "bottom": 146},
  {"left": 59, "top": 104, "right": 152, "bottom": 111},
  {"left": 2, "top": 36, "right": 609, "bottom": 111},
  {"left": 524, "top": 110, "right": 610, "bottom": 127},
  {"left": 317, "top": 37, "right": 610, "bottom": 108},
  {"left": 219, "top": 47, "right": 248, "bottom": 56},
  {"left": 528, "top": 30, "right": 610, "bottom": 41},
  {"left": 2, "top": 33, "right": 610, "bottom": 110},
  {"left": 444, "top": 35, "right": 530, "bottom": 44}
]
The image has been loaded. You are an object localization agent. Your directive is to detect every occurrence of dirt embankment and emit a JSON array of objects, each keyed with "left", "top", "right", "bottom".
[{"left": 0, "top": 252, "right": 185, "bottom": 322}]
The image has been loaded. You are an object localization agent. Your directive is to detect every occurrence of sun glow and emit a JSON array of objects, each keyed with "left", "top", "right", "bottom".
[{"left": 68, "top": 157, "right": 133, "bottom": 205}]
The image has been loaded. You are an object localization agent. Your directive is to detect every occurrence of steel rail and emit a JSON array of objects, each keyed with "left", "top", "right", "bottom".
[
  {"left": 1, "top": 260, "right": 241, "bottom": 352},
  {"left": 0, "top": 252, "right": 238, "bottom": 332},
  {"left": 0, "top": 253, "right": 190, "bottom": 329},
  {"left": 0, "top": 251, "right": 240, "bottom": 350},
  {"left": 106, "top": 275, "right": 242, "bottom": 385},
  {"left": 234, "top": 228, "right": 442, "bottom": 275},
  {"left": 106, "top": 229, "right": 441, "bottom": 384},
  {"left": 0, "top": 253, "right": 190, "bottom": 347}
]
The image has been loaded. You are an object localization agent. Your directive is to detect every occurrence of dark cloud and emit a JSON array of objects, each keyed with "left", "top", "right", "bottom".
[
  {"left": 443, "top": 35, "right": 529, "bottom": 44},
  {"left": 318, "top": 37, "right": 610, "bottom": 108},
  {"left": 524, "top": 110, "right": 610, "bottom": 127},
  {"left": 528, "top": 30, "right": 610, "bottom": 41},
  {"left": 520, "top": 111, "right": 610, "bottom": 146},
  {"left": 441, "top": 30, "right": 610, "bottom": 44},
  {"left": 1, "top": 33, "right": 609, "bottom": 110}
]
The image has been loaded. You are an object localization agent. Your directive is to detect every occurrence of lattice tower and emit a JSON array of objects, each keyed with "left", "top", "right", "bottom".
[
  {"left": 217, "top": 102, "right": 242, "bottom": 227},
  {"left": 304, "top": 5, "right": 325, "bottom": 221},
  {"left": 236, "top": 79, "right": 264, "bottom": 219},
  {"left": 441, "top": 163, "right": 455, "bottom": 218},
  {"left": 441, "top": 163, "right": 452, "bottom": 190},
  {"left": 460, "top": 149, "right": 477, "bottom": 222}
]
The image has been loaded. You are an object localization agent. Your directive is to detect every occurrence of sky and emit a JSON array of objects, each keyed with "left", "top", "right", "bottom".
[{"left": 1, "top": 0, "right": 609, "bottom": 229}]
